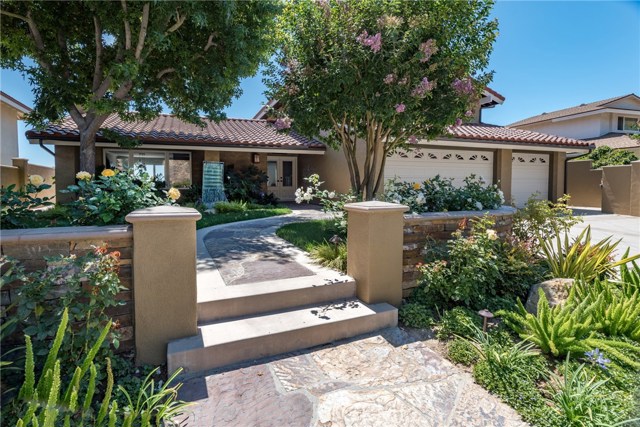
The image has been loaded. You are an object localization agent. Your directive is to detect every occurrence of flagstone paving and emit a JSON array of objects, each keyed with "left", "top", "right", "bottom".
[{"left": 177, "top": 327, "right": 526, "bottom": 427}]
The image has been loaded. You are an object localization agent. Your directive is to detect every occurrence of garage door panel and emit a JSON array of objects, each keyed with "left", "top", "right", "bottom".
[
  {"left": 511, "top": 153, "right": 549, "bottom": 207},
  {"left": 384, "top": 148, "right": 494, "bottom": 186}
]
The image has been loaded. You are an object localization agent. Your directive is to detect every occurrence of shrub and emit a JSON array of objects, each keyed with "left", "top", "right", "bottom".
[
  {"left": 215, "top": 200, "right": 248, "bottom": 213},
  {"left": 446, "top": 338, "right": 478, "bottom": 366},
  {"left": 63, "top": 166, "right": 175, "bottom": 225},
  {"left": 413, "top": 217, "right": 543, "bottom": 310},
  {"left": 295, "top": 174, "right": 358, "bottom": 234},
  {"left": 4, "top": 309, "right": 190, "bottom": 426},
  {"left": 435, "top": 307, "right": 482, "bottom": 340},
  {"left": 4, "top": 247, "right": 125, "bottom": 369},
  {"left": 539, "top": 226, "right": 640, "bottom": 281},
  {"left": 309, "top": 242, "right": 347, "bottom": 272},
  {"left": 511, "top": 195, "right": 581, "bottom": 253},
  {"left": 225, "top": 165, "right": 277, "bottom": 205},
  {"left": 585, "top": 145, "right": 639, "bottom": 169},
  {"left": 399, "top": 303, "right": 434, "bottom": 329},
  {"left": 383, "top": 174, "right": 504, "bottom": 214},
  {"left": 1, "top": 182, "right": 54, "bottom": 229}
]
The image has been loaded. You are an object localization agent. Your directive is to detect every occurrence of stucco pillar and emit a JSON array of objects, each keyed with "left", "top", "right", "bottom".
[
  {"left": 11, "top": 158, "right": 29, "bottom": 188},
  {"left": 126, "top": 206, "right": 201, "bottom": 365},
  {"left": 630, "top": 161, "right": 640, "bottom": 217},
  {"left": 344, "top": 201, "right": 408, "bottom": 307},
  {"left": 494, "top": 149, "right": 512, "bottom": 204},
  {"left": 550, "top": 152, "right": 566, "bottom": 202}
]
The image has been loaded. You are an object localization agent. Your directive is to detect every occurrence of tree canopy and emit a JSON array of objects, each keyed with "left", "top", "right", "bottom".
[
  {"left": 265, "top": 0, "right": 498, "bottom": 199},
  {"left": 1, "top": 0, "right": 280, "bottom": 173}
]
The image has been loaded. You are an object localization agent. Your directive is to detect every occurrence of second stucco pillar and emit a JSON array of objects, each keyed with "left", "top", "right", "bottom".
[
  {"left": 126, "top": 206, "right": 201, "bottom": 366},
  {"left": 344, "top": 201, "right": 408, "bottom": 307}
]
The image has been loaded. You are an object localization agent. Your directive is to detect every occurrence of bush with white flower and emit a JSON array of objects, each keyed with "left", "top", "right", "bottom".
[
  {"left": 383, "top": 174, "right": 504, "bottom": 214},
  {"left": 295, "top": 174, "right": 358, "bottom": 233}
]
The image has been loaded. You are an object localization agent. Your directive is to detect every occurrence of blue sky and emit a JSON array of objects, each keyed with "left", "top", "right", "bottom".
[{"left": 2, "top": 0, "right": 639, "bottom": 167}]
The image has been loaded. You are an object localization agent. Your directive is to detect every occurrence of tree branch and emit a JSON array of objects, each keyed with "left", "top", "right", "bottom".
[
  {"left": 134, "top": 3, "right": 150, "bottom": 61},
  {"left": 93, "top": 15, "right": 104, "bottom": 91},
  {"left": 156, "top": 68, "right": 176, "bottom": 79},
  {"left": 166, "top": 12, "right": 186, "bottom": 33},
  {"left": 121, "top": 0, "right": 131, "bottom": 50},
  {"left": 204, "top": 34, "right": 216, "bottom": 52}
]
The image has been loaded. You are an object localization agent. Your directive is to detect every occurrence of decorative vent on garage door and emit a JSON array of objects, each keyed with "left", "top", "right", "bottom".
[
  {"left": 390, "top": 150, "right": 492, "bottom": 161},
  {"left": 513, "top": 156, "right": 547, "bottom": 164}
]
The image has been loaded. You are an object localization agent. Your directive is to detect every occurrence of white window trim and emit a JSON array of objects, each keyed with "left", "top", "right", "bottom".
[
  {"left": 103, "top": 149, "right": 192, "bottom": 187},
  {"left": 617, "top": 116, "right": 640, "bottom": 134}
]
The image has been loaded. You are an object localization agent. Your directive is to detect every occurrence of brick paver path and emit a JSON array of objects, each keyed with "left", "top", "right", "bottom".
[{"left": 176, "top": 328, "right": 526, "bottom": 427}]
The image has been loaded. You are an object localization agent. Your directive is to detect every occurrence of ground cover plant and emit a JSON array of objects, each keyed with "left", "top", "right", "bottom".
[
  {"left": 197, "top": 205, "right": 291, "bottom": 230},
  {"left": 276, "top": 219, "right": 347, "bottom": 272}
]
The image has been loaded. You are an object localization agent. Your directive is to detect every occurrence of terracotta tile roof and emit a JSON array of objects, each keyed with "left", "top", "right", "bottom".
[
  {"left": 445, "top": 123, "right": 591, "bottom": 148},
  {"left": 584, "top": 132, "right": 640, "bottom": 150},
  {"left": 26, "top": 114, "right": 325, "bottom": 151},
  {"left": 509, "top": 94, "right": 639, "bottom": 127}
]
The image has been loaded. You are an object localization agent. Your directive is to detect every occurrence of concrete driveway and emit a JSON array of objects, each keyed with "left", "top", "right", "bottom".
[{"left": 570, "top": 209, "right": 640, "bottom": 258}]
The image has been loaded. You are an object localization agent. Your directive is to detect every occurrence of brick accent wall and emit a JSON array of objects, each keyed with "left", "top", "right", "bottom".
[
  {"left": 1, "top": 225, "right": 135, "bottom": 352},
  {"left": 402, "top": 207, "right": 516, "bottom": 297}
]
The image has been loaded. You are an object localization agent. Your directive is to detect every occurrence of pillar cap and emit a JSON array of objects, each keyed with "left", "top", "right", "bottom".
[
  {"left": 126, "top": 206, "right": 202, "bottom": 223},
  {"left": 344, "top": 201, "right": 409, "bottom": 213}
]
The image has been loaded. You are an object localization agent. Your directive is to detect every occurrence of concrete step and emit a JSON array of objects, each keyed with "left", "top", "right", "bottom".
[
  {"left": 168, "top": 299, "right": 397, "bottom": 376},
  {"left": 197, "top": 275, "right": 356, "bottom": 323}
]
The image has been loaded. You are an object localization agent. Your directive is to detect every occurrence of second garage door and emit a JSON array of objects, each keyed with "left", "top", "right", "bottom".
[
  {"left": 511, "top": 152, "right": 550, "bottom": 207},
  {"left": 385, "top": 148, "right": 494, "bottom": 186}
]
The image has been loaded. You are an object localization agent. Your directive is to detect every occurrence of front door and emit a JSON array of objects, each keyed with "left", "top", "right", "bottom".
[{"left": 267, "top": 156, "right": 298, "bottom": 201}]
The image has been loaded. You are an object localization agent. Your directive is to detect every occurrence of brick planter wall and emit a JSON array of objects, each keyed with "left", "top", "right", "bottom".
[
  {"left": 402, "top": 206, "right": 517, "bottom": 297},
  {"left": 1, "top": 225, "right": 135, "bottom": 352}
]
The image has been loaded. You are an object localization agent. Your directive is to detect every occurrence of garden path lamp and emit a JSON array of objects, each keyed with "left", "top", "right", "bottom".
[{"left": 478, "top": 309, "right": 494, "bottom": 333}]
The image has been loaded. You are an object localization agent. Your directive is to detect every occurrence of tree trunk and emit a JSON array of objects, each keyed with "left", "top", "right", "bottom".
[{"left": 77, "top": 115, "right": 109, "bottom": 175}]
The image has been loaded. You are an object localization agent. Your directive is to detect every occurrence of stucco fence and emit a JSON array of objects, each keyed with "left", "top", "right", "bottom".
[
  {"left": 0, "top": 157, "right": 56, "bottom": 200},
  {"left": 1, "top": 206, "right": 201, "bottom": 366},
  {"left": 566, "top": 159, "right": 640, "bottom": 216}
]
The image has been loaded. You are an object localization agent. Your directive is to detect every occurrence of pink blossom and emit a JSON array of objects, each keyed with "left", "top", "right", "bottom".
[
  {"left": 411, "top": 77, "right": 434, "bottom": 98},
  {"left": 395, "top": 103, "right": 406, "bottom": 113},
  {"left": 454, "top": 118, "right": 463, "bottom": 127},
  {"left": 274, "top": 117, "right": 292, "bottom": 130},
  {"left": 398, "top": 76, "right": 408, "bottom": 85},
  {"left": 383, "top": 73, "right": 396, "bottom": 84},
  {"left": 356, "top": 30, "right": 382, "bottom": 53},
  {"left": 465, "top": 110, "right": 474, "bottom": 117},
  {"left": 408, "top": 135, "right": 418, "bottom": 144},
  {"left": 419, "top": 39, "right": 438, "bottom": 63},
  {"left": 452, "top": 78, "right": 474, "bottom": 95}
]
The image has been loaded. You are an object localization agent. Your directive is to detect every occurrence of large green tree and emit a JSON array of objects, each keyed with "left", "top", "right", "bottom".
[
  {"left": 265, "top": 0, "right": 498, "bottom": 199},
  {"left": 1, "top": 0, "right": 280, "bottom": 174}
]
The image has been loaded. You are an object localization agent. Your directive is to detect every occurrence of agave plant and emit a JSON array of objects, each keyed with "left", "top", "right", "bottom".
[{"left": 538, "top": 226, "right": 640, "bottom": 282}]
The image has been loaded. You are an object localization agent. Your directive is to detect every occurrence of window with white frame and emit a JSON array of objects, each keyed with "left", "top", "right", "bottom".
[
  {"left": 617, "top": 116, "right": 640, "bottom": 132},
  {"left": 104, "top": 150, "right": 192, "bottom": 187}
]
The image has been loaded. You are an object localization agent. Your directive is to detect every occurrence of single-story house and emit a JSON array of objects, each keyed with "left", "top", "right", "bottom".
[{"left": 27, "top": 88, "right": 591, "bottom": 206}]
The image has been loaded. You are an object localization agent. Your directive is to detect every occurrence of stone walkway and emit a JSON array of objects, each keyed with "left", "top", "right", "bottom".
[{"left": 176, "top": 327, "right": 526, "bottom": 427}]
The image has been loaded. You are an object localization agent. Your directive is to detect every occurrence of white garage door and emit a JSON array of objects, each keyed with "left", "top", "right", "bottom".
[
  {"left": 511, "top": 153, "right": 549, "bottom": 207},
  {"left": 385, "top": 148, "right": 494, "bottom": 186}
]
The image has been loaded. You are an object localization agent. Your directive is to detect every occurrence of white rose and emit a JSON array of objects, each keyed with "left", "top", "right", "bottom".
[
  {"left": 328, "top": 191, "right": 336, "bottom": 199},
  {"left": 486, "top": 229, "right": 498, "bottom": 240},
  {"left": 29, "top": 174, "right": 44, "bottom": 186},
  {"left": 416, "top": 194, "right": 425, "bottom": 205},
  {"left": 295, "top": 197, "right": 303, "bottom": 204},
  {"left": 475, "top": 201, "right": 483, "bottom": 210},
  {"left": 303, "top": 192, "right": 313, "bottom": 201},
  {"left": 467, "top": 198, "right": 472, "bottom": 203}
]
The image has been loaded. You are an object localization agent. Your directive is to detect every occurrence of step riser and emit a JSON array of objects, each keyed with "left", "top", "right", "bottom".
[
  {"left": 197, "top": 281, "right": 356, "bottom": 323},
  {"left": 169, "top": 308, "right": 397, "bottom": 375}
]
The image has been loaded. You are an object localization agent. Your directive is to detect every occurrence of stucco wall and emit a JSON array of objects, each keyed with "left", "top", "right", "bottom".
[
  {"left": 401, "top": 207, "right": 516, "bottom": 297},
  {"left": 1, "top": 225, "right": 135, "bottom": 352},
  {"left": 566, "top": 160, "right": 602, "bottom": 208},
  {"left": 0, "top": 104, "right": 19, "bottom": 165},
  {"left": 602, "top": 165, "right": 632, "bottom": 215},
  {"left": 519, "top": 115, "right": 604, "bottom": 140}
]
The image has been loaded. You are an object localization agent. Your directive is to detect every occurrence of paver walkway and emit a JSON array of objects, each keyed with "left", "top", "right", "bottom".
[{"left": 177, "top": 327, "right": 526, "bottom": 426}]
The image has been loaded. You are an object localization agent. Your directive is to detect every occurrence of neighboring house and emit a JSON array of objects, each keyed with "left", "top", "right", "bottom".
[
  {"left": 255, "top": 88, "right": 591, "bottom": 207},
  {"left": 0, "top": 92, "right": 55, "bottom": 198},
  {"left": 510, "top": 94, "right": 640, "bottom": 156},
  {"left": 27, "top": 88, "right": 591, "bottom": 206},
  {"left": 26, "top": 116, "right": 324, "bottom": 203},
  {"left": 1, "top": 91, "right": 31, "bottom": 165}
]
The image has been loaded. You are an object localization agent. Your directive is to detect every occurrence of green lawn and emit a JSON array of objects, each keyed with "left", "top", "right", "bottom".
[
  {"left": 196, "top": 207, "right": 291, "bottom": 229},
  {"left": 275, "top": 219, "right": 340, "bottom": 251}
]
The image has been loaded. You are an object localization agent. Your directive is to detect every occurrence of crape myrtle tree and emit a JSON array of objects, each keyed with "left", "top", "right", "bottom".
[
  {"left": 265, "top": 0, "right": 498, "bottom": 200},
  {"left": 1, "top": 0, "right": 280, "bottom": 174}
]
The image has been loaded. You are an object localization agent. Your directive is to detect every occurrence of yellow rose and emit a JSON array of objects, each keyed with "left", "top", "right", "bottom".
[
  {"left": 167, "top": 187, "right": 181, "bottom": 201},
  {"left": 413, "top": 182, "right": 421, "bottom": 190},
  {"left": 29, "top": 174, "right": 44, "bottom": 186},
  {"left": 101, "top": 168, "right": 116, "bottom": 177},
  {"left": 76, "top": 171, "right": 92, "bottom": 181}
]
